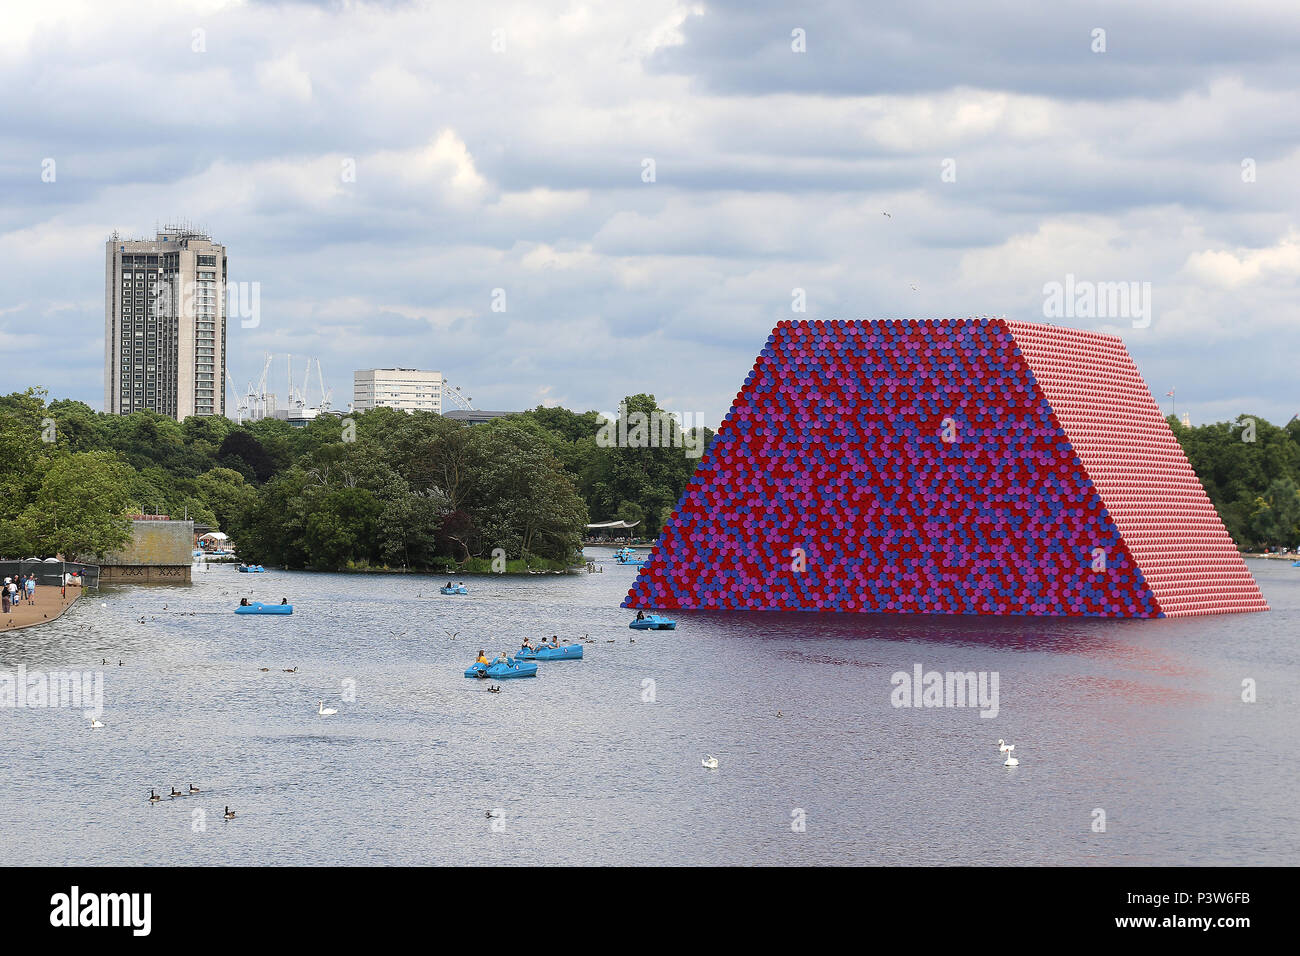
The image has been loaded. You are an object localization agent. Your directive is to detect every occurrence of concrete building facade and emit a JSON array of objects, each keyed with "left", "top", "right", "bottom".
[
  {"left": 104, "top": 227, "right": 227, "bottom": 420},
  {"left": 352, "top": 368, "right": 443, "bottom": 413},
  {"left": 99, "top": 518, "right": 195, "bottom": 584}
]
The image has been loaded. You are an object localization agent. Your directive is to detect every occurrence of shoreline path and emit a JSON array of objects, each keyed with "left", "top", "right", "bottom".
[{"left": 2, "top": 584, "right": 82, "bottom": 632}]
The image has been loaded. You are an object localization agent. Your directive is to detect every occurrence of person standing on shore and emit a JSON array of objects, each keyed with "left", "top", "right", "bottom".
[{"left": 25, "top": 574, "right": 36, "bottom": 605}]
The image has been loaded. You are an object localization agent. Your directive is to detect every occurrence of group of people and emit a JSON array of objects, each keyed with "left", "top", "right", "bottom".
[
  {"left": 474, "top": 635, "right": 564, "bottom": 666},
  {"left": 1, "top": 574, "right": 36, "bottom": 613},
  {"left": 520, "top": 634, "right": 562, "bottom": 652}
]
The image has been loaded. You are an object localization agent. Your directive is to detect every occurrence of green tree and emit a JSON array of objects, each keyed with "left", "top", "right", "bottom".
[
  {"left": 194, "top": 467, "right": 258, "bottom": 533},
  {"left": 464, "top": 419, "right": 588, "bottom": 561},
  {"left": 0, "top": 396, "right": 53, "bottom": 526},
  {"left": 524, "top": 394, "right": 710, "bottom": 537},
  {"left": 217, "top": 430, "right": 277, "bottom": 483},
  {"left": 1174, "top": 414, "right": 1300, "bottom": 548},
  {"left": 1249, "top": 477, "right": 1300, "bottom": 549},
  {"left": 11, "top": 451, "right": 134, "bottom": 560},
  {"left": 228, "top": 468, "right": 305, "bottom": 566},
  {"left": 302, "top": 487, "right": 383, "bottom": 570},
  {"left": 46, "top": 399, "right": 108, "bottom": 453}
]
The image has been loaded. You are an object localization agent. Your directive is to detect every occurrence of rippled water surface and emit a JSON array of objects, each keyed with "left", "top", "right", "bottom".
[{"left": 2, "top": 550, "right": 1297, "bottom": 866}]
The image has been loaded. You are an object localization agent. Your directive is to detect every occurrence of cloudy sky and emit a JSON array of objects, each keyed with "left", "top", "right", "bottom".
[{"left": 2, "top": 0, "right": 1297, "bottom": 427}]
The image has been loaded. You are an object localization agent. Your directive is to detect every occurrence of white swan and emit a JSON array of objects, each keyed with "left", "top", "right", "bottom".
[
  {"left": 317, "top": 700, "right": 337, "bottom": 716},
  {"left": 90, "top": 717, "right": 105, "bottom": 729},
  {"left": 1003, "top": 754, "right": 1019, "bottom": 767},
  {"left": 997, "top": 739, "right": 1015, "bottom": 753},
  {"left": 701, "top": 756, "right": 718, "bottom": 769}
]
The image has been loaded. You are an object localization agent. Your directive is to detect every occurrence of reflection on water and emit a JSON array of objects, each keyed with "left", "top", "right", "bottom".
[{"left": 0, "top": 549, "right": 1296, "bottom": 866}]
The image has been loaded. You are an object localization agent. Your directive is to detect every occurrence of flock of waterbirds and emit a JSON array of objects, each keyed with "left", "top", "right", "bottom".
[
  {"left": 146, "top": 785, "right": 234, "bottom": 819},
  {"left": 148, "top": 784, "right": 200, "bottom": 800}
]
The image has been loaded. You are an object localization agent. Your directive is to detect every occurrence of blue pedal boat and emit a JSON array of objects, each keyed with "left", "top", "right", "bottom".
[
  {"left": 464, "top": 657, "right": 538, "bottom": 679},
  {"left": 234, "top": 602, "right": 293, "bottom": 615},
  {"left": 629, "top": 615, "right": 676, "bottom": 630},
  {"left": 515, "top": 643, "right": 583, "bottom": 661}
]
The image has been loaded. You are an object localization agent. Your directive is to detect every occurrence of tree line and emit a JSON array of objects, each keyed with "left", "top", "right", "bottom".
[
  {"left": 0, "top": 389, "right": 713, "bottom": 571},
  {"left": 2, "top": 388, "right": 1296, "bottom": 569},
  {"left": 1171, "top": 414, "right": 1300, "bottom": 550}
]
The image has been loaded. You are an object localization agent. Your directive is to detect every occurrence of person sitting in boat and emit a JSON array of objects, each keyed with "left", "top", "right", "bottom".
[
  {"left": 280, "top": 597, "right": 288, "bottom": 605},
  {"left": 476, "top": 650, "right": 489, "bottom": 665},
  {"left": 548, "top": 634, "right": 560, "bottom": 647},
  {"left": 240, "top": 598, "right": 250, "bottom": 606},
  {"left": 446, "top": 582, "right": 454, "bottom": 590},
  {"left": 635, "top": 610, "right": 646, "bottom": 621},
  {"left": 521, "top": 637, "right": 535, "bottom": 651},
  {"left": 495, "top": 651, "right": 509, "bottom": 665},
  {"left": 457, "top": 582, "right": 466, "bottom": 590}
]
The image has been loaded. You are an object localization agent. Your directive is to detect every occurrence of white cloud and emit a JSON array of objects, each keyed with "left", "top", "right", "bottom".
[
  {"left": 256, "top": 53, "right": 313, "bottom": 103},
  {"left": 1182, "top": 230, "right": 1300, "bottom": 287},
  {"left": 368, "top": 130, "right": 489, "bottom": 203}
]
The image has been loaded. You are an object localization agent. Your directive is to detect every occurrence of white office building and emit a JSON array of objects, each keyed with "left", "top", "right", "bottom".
[
  {"left": 104, "top": 226, "right": 226, "bottom": 420},
  {"left": 353, "top": 368, "right": 443, "bottom": 413}
]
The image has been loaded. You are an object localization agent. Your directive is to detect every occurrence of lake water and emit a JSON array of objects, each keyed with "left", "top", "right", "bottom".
[{"left": 1, "top": 548, "right": 1296, "bottom": 866}]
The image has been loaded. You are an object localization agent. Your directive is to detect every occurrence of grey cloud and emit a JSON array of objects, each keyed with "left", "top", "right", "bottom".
[{"left": 650, "top": 0, "right": 1300, "bottom": 100}]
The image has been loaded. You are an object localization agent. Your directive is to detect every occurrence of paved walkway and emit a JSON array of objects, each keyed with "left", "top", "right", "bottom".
[{"left": 1, "top": 585, "right": 81, "bottom": 632}]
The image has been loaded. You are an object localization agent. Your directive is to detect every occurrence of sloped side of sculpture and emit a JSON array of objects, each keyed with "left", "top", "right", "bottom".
[
  {"left": 1006, "top": 321, "right": 1267, "bottom": 616},
  {"left": 625, "top": 318, "right": 1166, "bottom": 617}
]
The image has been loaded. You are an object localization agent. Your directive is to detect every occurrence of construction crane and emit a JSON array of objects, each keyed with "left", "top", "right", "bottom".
[
  {"left": 317, "top": 360, "right": 334, "bottom": 411},
  {"left": 255, "top": 353, "right": 274, "bottom": 419},
  {"left": 230, "top": 353, "right": 336, "bottom": 421},
  {"left": 226, "top": 372, "right": 250, "bottom": 423},
  {"left": 293, "top": 356, "right": 312, "bottom": 411}
]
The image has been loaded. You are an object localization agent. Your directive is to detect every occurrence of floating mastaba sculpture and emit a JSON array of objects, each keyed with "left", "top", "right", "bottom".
[{"left": 625, "top": 318, "right": 1267, "bottom": 618}]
